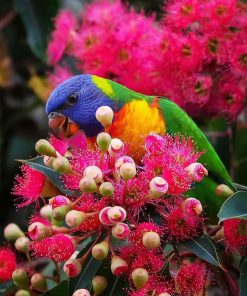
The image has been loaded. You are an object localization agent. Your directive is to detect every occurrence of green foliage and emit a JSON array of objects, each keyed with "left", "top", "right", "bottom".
[
  {"left": 240, "top": 257, "right": 247, "bottom": 296},
  {"left": 179, "top": 236, "right": 222, "bottom": 268},
  {"left": 218, "top": 191, "right": 247, "bottom": 222},
  {"left": 14, "top": 0, "right": 59, "bottom": 61},
  {"left": 42, "top": 280, "right": 69, "bottom": 296}
]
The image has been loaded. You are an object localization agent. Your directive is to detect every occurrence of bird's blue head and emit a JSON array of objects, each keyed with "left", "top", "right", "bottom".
[{"left": 46, "top": 74, "right": 116, "bottom": 138}]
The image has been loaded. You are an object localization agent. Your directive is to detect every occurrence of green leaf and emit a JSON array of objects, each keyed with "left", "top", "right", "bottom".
[
  {"left": 218, "top": 191, "right": 247, "bottom": 222},
  {"left": 14, "top": 0, "right": 59, "bottom": 60},
  {"left": 42, "top": 280, "right": 69, "bottom": 296},
  {"left": 19, "top": 156, "right": 80, "bottom": 197},
  {"left": 240, "top": 257, "right": 247, "bottom": 296},
  {"left": 70, "top": 257, "right": 102, "bottom": 293},
  {"left": 180, "top": 236, "right": 222, "bottom": 268},
  {"left": 108, "top": 277, "right": 128, "bottom": 296}
]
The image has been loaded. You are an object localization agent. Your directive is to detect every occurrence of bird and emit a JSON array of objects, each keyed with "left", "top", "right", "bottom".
[{"left": 46, "top": 74, "right": 235, "bottom": 219}]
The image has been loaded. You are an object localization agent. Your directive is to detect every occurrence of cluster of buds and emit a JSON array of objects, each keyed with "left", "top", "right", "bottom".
[{"left": 6, "top": 105, "right": 217, "bottom": 296}]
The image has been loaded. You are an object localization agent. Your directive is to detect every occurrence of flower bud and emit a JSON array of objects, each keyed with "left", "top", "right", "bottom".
[
  {"left": 92, "top": 241, "right": 109, "bottom": 260},
  {"left": 28, "top": 222, "right": 51, "bottom": 241},
  {"left": 15, "top": 237, "right": 30, "bottom": 253},
  {"left": 43, "top": 155, "right": 55, "bottom": 168},
  {"left": 12, "top": 269, "right": 29, "bottom": 289},
  {"left": 99, "top": 182, "right": 114, "bottom": 197},
  {"left": 149, "top": 177, "right": 168, "bottom": 198},
  {"left": 119, "top": 163, "right": 136, "bottom": 180},
  {"left": 73, "top": 289, "right": 91, "bottom": 296},
  {"left": 186, "top": 163, "right": 208, "bottom": 182},
  {"left": 215, "top": 184, "right": 234, "bottom": 199},
  {"left": 4, "top": 223, "right": 24, "bottom": 241},
  {"left": 112, "top": 223, "right": 130, "bottom": 240},
  {"left": 15, "top": 290, "right": 30, "bottom": 296},
  {"left": 64, "top": 259, "right": 82, "bottom": 277},
  {"left": 142, "top": 231, "right": 160, "bottom": 249},
  {"left": 131, "top": 268, "right": 149, "bottom": 289},
  {"left": 108, "top": 138, "right": 124, "bottom": 154},
  {"left": 182, "top": 198, "right": 202, "bottom": 215},
  {"left": 115, "top": 156, "right": 135, "bottom": 171},
  {"left": 35, "top": 139, "right": 56, "bottom": 157},
  {"left": 53, "top": 156, "right": 72, "bottom": 173},
  {"left": 111, "top": 256, "right": 128, "bottom": 276},
  {"left": 40, "top": 204, "right": 53, "bottom": 221},
  {"left": 107, "top": 206, "right": 126, "bottom": 223},
  {"left": 52, "top": 205, "right": 71, "bottom": 221},
  {"left": 79, "top": 177, "right": 97, "bottom": 193},
  {"left": 66, "top": 210, "right": 87, "bottom": 227},
  {"left": 92, "top": 276, "right": 108, "bottom": 294},
  {"left": 49, "top": 195, "right": 71, "bottom": 209},
  {"left": 99, "top": 207, "right": 114, "bottom": 226},
  {"left": 31, "top": 273, "right": 47, "bottom": 291},
  {"left": 83, "top": 166, "right": 103, "bottom": 183},
  {"left": 157, "top": 293, "right": 171, "bottom": 296},
  {"left": 96, "top": 106, "right": 114, "bottom": 127},
  {"left": 96, "top": 132, "right": 112, "bottom": 152}
]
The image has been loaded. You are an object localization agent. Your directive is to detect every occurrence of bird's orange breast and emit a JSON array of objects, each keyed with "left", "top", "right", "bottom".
[{"left": 109, "top": 99, "right": 166, "bottom": 160}]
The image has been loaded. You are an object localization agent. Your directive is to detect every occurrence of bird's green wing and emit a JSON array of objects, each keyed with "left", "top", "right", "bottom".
[{"left": 157, "top": 98, "right": 235, "bottom": 220}]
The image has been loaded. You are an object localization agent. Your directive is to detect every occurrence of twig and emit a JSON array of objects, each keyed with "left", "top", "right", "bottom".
[{"left": 0, "top": 11, "right": 17, "bottom": 30}]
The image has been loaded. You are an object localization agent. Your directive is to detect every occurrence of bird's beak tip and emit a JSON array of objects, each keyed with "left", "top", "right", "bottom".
[{"left": 48, "top": 112, "right": 80, "bottom": 138}]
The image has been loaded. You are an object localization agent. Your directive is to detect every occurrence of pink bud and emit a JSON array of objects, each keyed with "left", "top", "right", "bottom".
[
  {"left": 99, "top": 207, "right": 114, "bottom": 226},
  {"left": 40, "top": 205, "right": 52, "bottom": 220},
  {"left": 79, "top": 177, "right": 97, "bottom": 193},
  {"left": 142, "top": 231, "right": 160, "bottom": 249},
  {"left": 112, "top": 223, "right": 130, "bottom": 239},
  {"left": 182, "top": 198, "right": 203, "bottom": 215},
  {"left": 108, "top": 138, "right": 124, "bottom": 154},
  {"left": 92, "top": 241, "right": 109, "bottom": 260},
  {"left": 95, "top": 106, "right": 114, "bottom": 127},
  {"left": 99, "top": 182, "right": 114, "bottom": 197},
  {"left": 158, "top": 293, "right": 171, "bottom": 296},
  {"left": 92, "top": 276, "right": 107, "bottom": 294},
  {"left": 65, "top": 210, "right": 87, "bottom": 227},
  {"left": 49, "top": 195, "right": 70, "bottom": 209},
  {"left": 186, "top": 163, "right": 208, "bottom": 182},
  {"left": 83, "top": 166, "right": 103, "bottom": 183},
  {"left": 63, "top": 259, "right": 82, "bottom": 277},
  {"left": 28, "top": 222, "right": 51, "bottom": 241},
  {"left": 73, "top": 289, "right": 91, "bottom": 296},
  {"left": 111, "top": 256, "right": 128, "bottom": 276},
  {"left": 131, "top": 268, "right": 149, "bottom": 289},
  {"left": 4, "top": 223, "right": 24, "bottom": 241},
  {"left": 115, "top": 156, "right": 135, "bottom": 171},
  {"left": 215, "top": 184, "right": 234, "bottom": 199},
  {"left": 15, "top": 237, "right": 30, "bottom": 253},
  {"left": 96, "top": 132, "right": 112, "bottom": 152},
  {"left": 149, "top": 177, "right": 168, "bottom": 198},
  {"left": 119, "top": 163, "right": 136, "bottom": 180},
  {"left": 107, "top": 206, "right": 127, "bottom": 223}
]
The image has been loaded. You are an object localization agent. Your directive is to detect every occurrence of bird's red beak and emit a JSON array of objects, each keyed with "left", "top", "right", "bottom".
[{"left": 48, "top": 112, "right": 80, "bottom": 138}]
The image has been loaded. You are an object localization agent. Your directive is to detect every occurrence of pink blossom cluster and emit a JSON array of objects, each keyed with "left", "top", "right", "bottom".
[
  {"left": 9, "top": 104, "right": 212, "bottom": 295},
  {"left": 3, "top": 106, "right": 245, "bottom": 295},
  {"left": 47, "top": 0, "right": 247, "bottom": 120}
]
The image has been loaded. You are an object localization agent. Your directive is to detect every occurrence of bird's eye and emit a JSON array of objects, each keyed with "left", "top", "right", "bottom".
[{"left": 66, "top": 93, "right": 78, "bottom": 106}]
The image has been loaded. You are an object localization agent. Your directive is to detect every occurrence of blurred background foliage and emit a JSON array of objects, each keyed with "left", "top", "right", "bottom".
[{"left": 0, "top": 0, "right": 246, "bottom": 238}]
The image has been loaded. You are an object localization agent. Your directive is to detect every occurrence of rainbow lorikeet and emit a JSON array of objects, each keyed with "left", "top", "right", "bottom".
[{"left": 46, "top": 74, "right": 235, "bottom": 218}]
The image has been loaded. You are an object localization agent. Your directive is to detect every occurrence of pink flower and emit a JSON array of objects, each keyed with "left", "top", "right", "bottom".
[
  {"left": 175, "top": 261, "right": 210, "bottom": 296},
  {"left": 47, "top": 10, "right": 77, "bottom": 65},
  {"left": 143, "top": 135, "right": 204, "bottom": 194},
  {"left": 30, "top": 234, "right": 75, "bottom": 262},
  {"left": 162, "top": 197, "right": 204, "bottom": 241},
  {"left": 0, "top": 247, "right": 16, "bottom": 282},
  {"left": 12, "top": 164, "right": 46, "bottom": 208},
  {"left": 48, "top": 65, "right": 73, "bottom": 87},
  {"left": 224, "top": 218, "right": 247, "bottom": 254}
]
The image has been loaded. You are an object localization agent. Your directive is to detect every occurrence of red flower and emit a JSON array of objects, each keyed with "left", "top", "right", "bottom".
[
  {"left": 175, "top": 260, "right": 210, "bottom": 296},
  {"left": 0, "top": 247, "right": 16, "bottom": 282},
  {"left": 224, "top": 218, "right": 247, "bottom": 254},
  {"left": 30, "top": 234, "right": 75, "bottom": 262}
]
